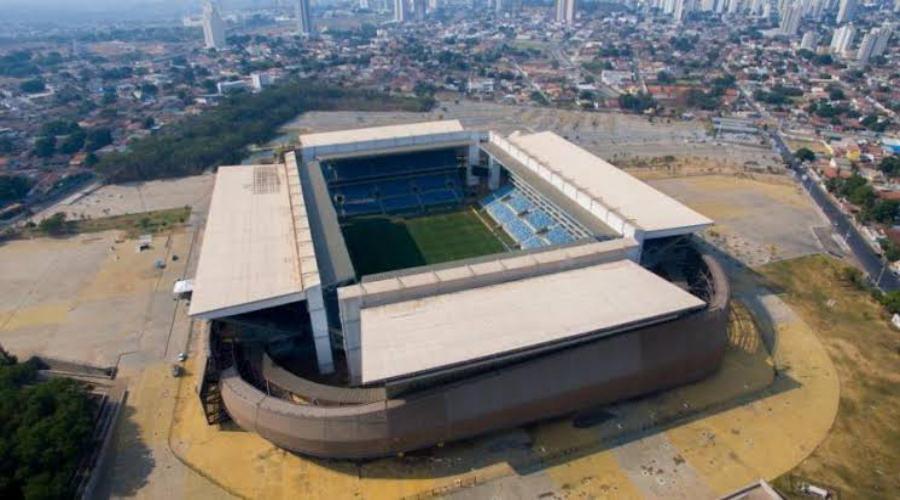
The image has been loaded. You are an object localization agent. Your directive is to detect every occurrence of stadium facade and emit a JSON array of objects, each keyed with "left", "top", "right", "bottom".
[{"left": 189, "top": 120, "right": 731, "bottom": 459}]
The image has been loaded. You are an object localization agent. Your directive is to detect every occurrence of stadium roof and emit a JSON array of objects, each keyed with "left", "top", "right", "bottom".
[
  {"left": 507, "top": 131, "right": 713, "bottom": 234},
  {"left": 298, "top": 120, "right": 464, "bottom": 149},
  {"left": 358, "top": 258, "right": 706, "bottom": 384},
  {"left": 190, "top": 162, "right": 318, "bottom": 319}
]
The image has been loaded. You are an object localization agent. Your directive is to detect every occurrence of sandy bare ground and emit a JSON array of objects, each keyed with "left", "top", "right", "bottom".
[
  {"left": 33, "top": 174, "right": 215, "bottom": 222},
  {"left": 648, "top": 174, "right": 827, "bottom": 267}
]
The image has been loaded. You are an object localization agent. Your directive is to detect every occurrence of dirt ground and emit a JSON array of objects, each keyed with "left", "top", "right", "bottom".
[
  {"left": 759, "top": 255, "right": 900, "bottom": 499},
  {"left": 34, "top": 174, "right": 214, "bottom": 221},
  {"left": 0, "top": 229, "right": 192, "bottom": 366},
  {"left": 648, "top": 175, "right": 826, "bottom": 267}
]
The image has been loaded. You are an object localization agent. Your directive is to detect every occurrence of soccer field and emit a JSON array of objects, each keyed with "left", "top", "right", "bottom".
[{"left": 342, "top": 210, "right": 506, "bottom": 276}]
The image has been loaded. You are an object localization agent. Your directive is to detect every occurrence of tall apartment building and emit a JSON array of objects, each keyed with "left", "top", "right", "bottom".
[
  {"left": 779, "top": 4, "right": 802, "bottom": 36},
  {"left": 836, "top": 0, "right": 857, "bottom": 24},
  {"left": 295, "top": 0, "right": 311, "bottom": 35},
  {"left": 857, "top": 27, "right": 892, "bottom": 62},
  {"left": 394, "top": 0, "right": 408, "bottom": 21},
  {"left": 556, "top": 0, "right": 576, "bottom": 23},
  {"left": 830, "top": 24, "right": 856, "bottom": 55},
  {"left": 800, "top": 30, "right": 820, "bottom": 50},
  {"left": 201, "top": 0, "right": 227, "bottom": 50}
]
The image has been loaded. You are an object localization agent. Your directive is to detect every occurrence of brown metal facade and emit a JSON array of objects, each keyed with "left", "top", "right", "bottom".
[{"left": 217, "top": 254, "right": 730, "bottom": 459}]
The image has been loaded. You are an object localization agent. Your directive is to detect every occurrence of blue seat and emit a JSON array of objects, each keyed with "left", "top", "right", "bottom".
[
  {"left": 342, "top": 201, "right": 382, "bottom": 216},
  {"left": 421, "top": 190, "right": 458, "bottom": 205},
  {"left": 546, "top": 226, "right": 574, "bottom": 245},
  {"left": 381, "top": 194, "right": 420, "bottom": 212},
  {"left": 507, "top": 194, "right": 532, "bottom": 214},
  {"left": 521, "top": 236, "right": 547, "bottom": 250},
  {"left": 525, "top": 210, "right": 553, "bottom": 231}
]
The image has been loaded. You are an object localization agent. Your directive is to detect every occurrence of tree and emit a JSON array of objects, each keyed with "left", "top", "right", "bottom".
[
  {"left": 32, "top": 136, "right": 55, "bottom": 158},
  {"left": 829, "top": 88, "right": 845, "bottom": 101},
  {"left": 141, "top": 116, "right": 156, "bottom": 130},
  {"left": 795, "top": 148, "right": 816, "bottom": 163},
  {"left": 0, "top": 175, "right": 35, "bottom": 203},
  {"left": 37, "top": 212, "right": 67, "bottom": 234},
  {"left": 40, "top": 121, "right": 80, "bottom": 137},
  {"left": 879, "top": 156, "right": 900, "bottom": 177},
  {"left": 618, "top": 92, "right": 657, "bottom": 112},
  {"left": 0, "top": 346, "right": 96, "bottom": 500},
  {"left": 870, "top": 199, "right": 900, "bottom": 225},
  {"left": 656, "top": 71, "right": 674, "bottom": 84},
  {"left": 19, "top": 78, "right": 46, "bottom": 93},
  {"left": 881, "top": 290, "right": 900, "bottom": 314},
  {"left": 57, "top": 130, "right": 86, "bottom": 155},
  {"left": 84, "top": 129, "right": 112, "bottom": 152}
]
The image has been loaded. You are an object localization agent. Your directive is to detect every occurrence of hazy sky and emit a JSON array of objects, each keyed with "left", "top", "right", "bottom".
[{"left": 0, "top": 0, "right": 209, "bottom": 23}]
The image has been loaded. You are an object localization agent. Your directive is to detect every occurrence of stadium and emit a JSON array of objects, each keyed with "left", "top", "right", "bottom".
[{"left": 188, "top": 120, "right": 731, "bottom": 459}]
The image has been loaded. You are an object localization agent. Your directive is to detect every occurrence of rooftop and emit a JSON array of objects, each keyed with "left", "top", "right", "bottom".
[
  {"left": 189, "top": 163, "right": 313, "bottom": 319},
  {"left": 298, "top": 119, "right": 465, "bottom": 149},
  {"left": 507, "top": 131, "right": 713, "bottom": 234},
  {"left": 358, "top": 258, "right": 706, "bottom": 384}
]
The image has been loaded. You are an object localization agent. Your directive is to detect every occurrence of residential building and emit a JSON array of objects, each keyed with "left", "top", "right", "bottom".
[
  {"left": 556, "top": 0, "right": 575, "bottom": 24},
  {"left": 830, "top": 24, "right": 856, "bottom": 55},
  {"left": 800, "top": 30, "right": 820, "bottom": 50},
  {"left": 836, "top": 0, "right": 856, "bottom": 24},
  {"left": 779, "top": 4, "right": 802, "bottom": 37},
  {"left": 295, "top": 0, "right": 312, "bottom": 35},
  {"left": 201, "top": 0, "right": 227, "bottom": 50}
]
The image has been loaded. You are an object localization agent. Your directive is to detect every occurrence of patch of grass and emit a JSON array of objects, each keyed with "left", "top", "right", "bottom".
[
  {"left": 761, "top": 255, "right": 900, "bottom": 499},
  {"left": 342, "top": 210, "right": 505, "bottom": 276},
  {"left": 23, "top": 207, "right": 191, "bottom": 239}
]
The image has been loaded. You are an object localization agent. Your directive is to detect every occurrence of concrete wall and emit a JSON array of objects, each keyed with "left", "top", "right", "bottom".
[
  {"left": 300, "top": 131, "right": 485, "bottom": 164},
  {"left": 218, "top": 253, "right": 730, "bottom": 459}
]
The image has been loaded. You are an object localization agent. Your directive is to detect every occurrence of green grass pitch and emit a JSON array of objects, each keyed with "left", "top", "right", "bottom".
[{"left": 342, "top": 210, "right": 506, "bottom": 277}]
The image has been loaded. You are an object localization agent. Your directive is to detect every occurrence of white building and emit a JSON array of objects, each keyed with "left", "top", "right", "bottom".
[
  {"left": 674, "top": 0, "right": 695, "bottom": 21},
  {"left": 830, "top": 24, "right": 856, "bottom": 55},
  {"left": 201, "top": 0, "right": 227, "bottom": 50},
  {"left": 800, "top": 31, "right": 820, "bottom": 50},
  {"left": 394, "top": 0, "right": 409, "bottom": 21},
  {"left": 857, "top": 27, "right": 893, "bottom": 62},
  {"left": 779, "top": 4, "right": 802, "bottom": 36},
  {"left": 295, "top": 0, "right": 312, "bottom": 35},
  {"left": 836, "top": 0, "right": 856, "bottom": 24},
  {"left": 555, "top": 0, "right": 575, "bottom": 24}
]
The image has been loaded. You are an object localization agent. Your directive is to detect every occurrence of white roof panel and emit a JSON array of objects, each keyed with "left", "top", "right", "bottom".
[
  {"left": 299, "top": 120, "right": 464, "bottom": 148},
  {"left": 508, "top": 131, "right": 712, "bottom": 233},
  {"left": 189, "top": 164, "right": 305, "bottom": 319},
  {"left": 359, "top": 259, "right": 706, "bottom": 383}
]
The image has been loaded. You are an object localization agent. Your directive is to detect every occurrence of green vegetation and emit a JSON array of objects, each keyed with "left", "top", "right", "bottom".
[
  {"left": 19, "top": 78, "right": 46, "bottom": 94},
  {"left": 95, "top": 80, "right": 434, "bottom": 182},
  {"left": 0, "top": 346, "right": 96, "bottom": 500},
  {"left": 618, "top": 92, "right": 657, "bottom": 112},
  {"left": 763, "top": 256, "right": 900, "bottom": 499},
  {"left": 825, "top": 175, "right": 897, "bottom": 224},
  {"left": 0, "top": 175, "right": 35, "bottom": 204},
  {"left": 342, "top": 211, "right": 505, "bottom": 276},
  {"left": 879, "top": 155, "right": 900, "bottom": 177},
  {"left": 795, "top": 147, "right": 816, "bottom": 163},
  {"left": 21, "top": 207, "right": 191, "bottom": 239}
]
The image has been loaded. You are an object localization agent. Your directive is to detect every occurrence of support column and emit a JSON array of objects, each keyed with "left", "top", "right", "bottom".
[
  {"left": 488, "top": 156, "right": 501, "bottom": 190},
  {"left": 306, "top": 286, "right": 334, "bottom": 374},
  {"left": 466, "top": 143, "right": 479, "bottom": 186}
]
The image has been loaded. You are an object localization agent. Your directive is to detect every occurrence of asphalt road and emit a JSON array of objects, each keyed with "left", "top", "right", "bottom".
[{"left": 773, "top": 132, "right": 900, "bottom": 292}]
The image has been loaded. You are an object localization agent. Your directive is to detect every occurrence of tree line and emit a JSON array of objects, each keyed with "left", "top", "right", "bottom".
[
  {"left": 94, "top": 80, "right": 435, "bottom": 182},
  {"left": 0, "top": 346, "right": 96, "bottom": 500}
]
